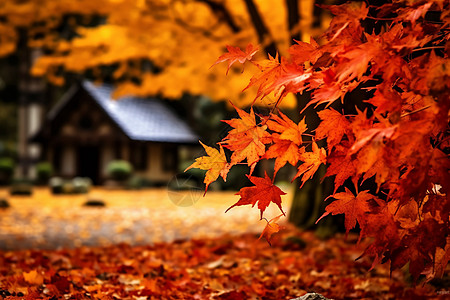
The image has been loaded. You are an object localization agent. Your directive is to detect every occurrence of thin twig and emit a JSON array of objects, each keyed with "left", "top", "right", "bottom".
[
  {"left": 401, "top": 105, "right": 431, "bottom": 118},
  {"left": 411, "top": 46, "right": 445, "bottom": 52}
]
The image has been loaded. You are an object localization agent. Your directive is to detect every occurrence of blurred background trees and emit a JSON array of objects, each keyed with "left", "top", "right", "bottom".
[
  {"left": 1, "top": 0, "right": 330, "bottom": 106},
  {"left": 0, "top": 0, "right": 335, "bottom": 230}
]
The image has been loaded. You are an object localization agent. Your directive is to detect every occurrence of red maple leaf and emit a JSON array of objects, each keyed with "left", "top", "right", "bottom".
[
  {"left": 325, "top": 143, "right": 358, "bottom": 192},
  {"left": 316, "top": 188, "right": 373, "bottom": 236},
  {"left": 246, "top": 56, "right": 312, "bottom": 104},
  {"left": 269, "top": 58, "right": 312, "bottom": 101},
  {"left": 390, "top": 218, "right": 447, "bottom": 282},
  {"left": 225, "top": 172, "right": 286, "bottom": 219},
  {"left": 212, "top": 43, "right": 259, "bottom": 75}
]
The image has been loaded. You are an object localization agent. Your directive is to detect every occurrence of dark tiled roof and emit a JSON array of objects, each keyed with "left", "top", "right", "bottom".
[{"left": 82, "top": 81, "right": 198, "bottom": 143}]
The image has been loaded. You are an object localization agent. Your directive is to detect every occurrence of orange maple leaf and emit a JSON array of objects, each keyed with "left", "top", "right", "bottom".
[
  {"left": 244, "top": 53, "right": 282, "bottom": 101},
  {"left": 288, "top": 38, "right": 322, "bottom": 65},
  {"left": 185, "top": 141, "right": 229, "bottom": 193},
  {"left": 246, "top": 56, "right": 311, "bottom": 104},
  {"left": 258, "top": 214, "right": 285, "bottom": 246},
  {"left": 221, "top": 104, "right": 271, "bottom": 174},
  {"left": 315, "top": 108, "right": 350, "bottom": 152},
  {"left": 265, "top": 112, "right": 307, "bottom": 174},
  {"left": 316, "top": 188, "right": 373, "bottom": 236},
  {"left": 265, "top": 140, "right": 301, "bottom": 176},
  {"left": 212, "top": 43, "right": 259, "bottom": 75},
  {"left": 294, "top": 142, "right": 327, "bottom": 188},
  {"left": 266, "top": 112, "right": 306, "bottom": 145},
  {"left": 225, "top": 172, "right": 286, "bottom": 219}
]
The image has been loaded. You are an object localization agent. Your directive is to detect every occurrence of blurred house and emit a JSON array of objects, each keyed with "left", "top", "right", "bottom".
[{"left": 29, "top": 81, "right": 198, "bottom": 184}]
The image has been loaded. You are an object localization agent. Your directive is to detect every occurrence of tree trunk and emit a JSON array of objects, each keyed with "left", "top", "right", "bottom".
[
  {"left": 287, "top": 91, "right": 344, "bottom": 237},
  {"left": 280, "top": 0, "right": 345, "bottom": 238}
]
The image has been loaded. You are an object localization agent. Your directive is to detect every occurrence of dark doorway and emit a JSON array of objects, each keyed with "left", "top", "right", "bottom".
[{"left": 77, "top": 146, "right": 100, "bottom": 184}]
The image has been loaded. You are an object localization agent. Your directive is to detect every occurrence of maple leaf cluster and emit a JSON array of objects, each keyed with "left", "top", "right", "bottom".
[{"left": 188, "top": 0, "right": 450, "bottom": 282}]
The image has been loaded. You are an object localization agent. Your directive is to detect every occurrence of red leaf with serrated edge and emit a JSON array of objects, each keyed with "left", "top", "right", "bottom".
[
  {"left": 325, "top": 143, "right": 357, "bottom": 193},
  {"left": 316, "top": 188, "right": 373, "bottom": 236},
  {"left": 258, "top": 214, "right": 285, "bottom": 246},
  {"left": 270, "top": 59, "right": 312, "bottom": 100},
  {"left": 225, "top": 172, "right": 286, "bottom": 219},
  {"left": 221, "top": 104, "right": 271, "bottom": 174},
  {"left": 390, "top": 218, "right": 446, "bottom": 282},
  {"left": 211, "top": 43, "right": 259, "bottom": 75}
]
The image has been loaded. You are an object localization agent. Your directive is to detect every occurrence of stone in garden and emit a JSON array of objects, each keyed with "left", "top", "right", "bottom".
[
  {"left": 83, "top": 199, "right": 106, "bottom": 207},
  {"left": 291, "top": 293, "right": 332, "bottom": 300},
  {"left": 0, "top": 199, "right": 10, "bottom": 209}
]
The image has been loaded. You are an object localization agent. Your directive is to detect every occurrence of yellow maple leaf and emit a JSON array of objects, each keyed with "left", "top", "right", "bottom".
[{"left": 185, "top": 141, "right": 229, "bottom": 193}]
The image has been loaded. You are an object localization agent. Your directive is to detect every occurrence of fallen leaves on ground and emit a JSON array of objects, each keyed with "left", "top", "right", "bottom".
[{"left": 0, "top": 226, "right": 447, "bottom": 299}]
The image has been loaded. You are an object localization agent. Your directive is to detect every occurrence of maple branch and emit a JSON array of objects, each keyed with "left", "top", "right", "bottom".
[
  {"left": 400, "top": 105, "right": 431, "bottom": 118},
  {"left": 365, "top": 16, "right": 396, "bottom": 21},
  {"left": 243, "top": 0, "right": 278, "bottom": 57},
  {"left": 285, "top": 0, "right": 301, "bottom": 41},
  {"left": 170, "top": 0, "right": 237, "bottom": 40},
  {"left": 411, "top": 46, "right": 445, "bottom": 53},
  {"left": 201, "top": 0, "right": 241, "bottom": 33},
  {"left": 172, "top": 17, "right": 223, "bottom": 41},
  {"left": 436, "top": 136, "right": 450, "bottom": 148}
]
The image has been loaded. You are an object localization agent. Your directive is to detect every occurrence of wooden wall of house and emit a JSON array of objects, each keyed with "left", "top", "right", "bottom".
[
  {"left": 40, "top": 88, "right": 181, "bottom": 185},
  {"left": 96, "top": 142, "right": 178, "bottom": 184},
  {"left": 139, "top": 143, "right": 178, "bottom": 183}
]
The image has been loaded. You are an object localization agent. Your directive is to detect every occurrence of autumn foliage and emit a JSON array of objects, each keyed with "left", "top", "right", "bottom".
[{"left": 188, "top": 0, "right": 450, "bottom": 282}]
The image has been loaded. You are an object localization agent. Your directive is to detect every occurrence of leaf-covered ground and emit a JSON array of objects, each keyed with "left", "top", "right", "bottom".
[
  {"left": 0, "top": 188, "right": 448, "bottom": 299},
  {"left": 1, "top": 228, "right": 448, "bottom": 299}
]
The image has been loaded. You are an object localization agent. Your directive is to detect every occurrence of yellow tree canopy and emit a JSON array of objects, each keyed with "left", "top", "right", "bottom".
[{"left": 1, "top": 0, "right": 322, "bottom": 107}]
